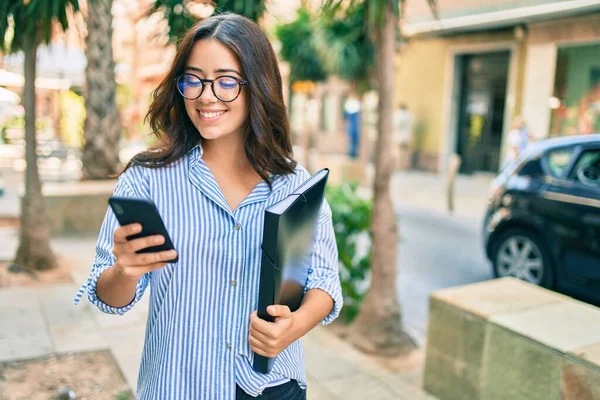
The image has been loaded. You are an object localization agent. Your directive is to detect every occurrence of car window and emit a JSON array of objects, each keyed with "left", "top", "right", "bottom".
[
  {"left": 543, "top": 148, "right": 575, "bottom": 178},
  {"left": 570, "top": 149, "right": 600, "bottom": 189}
]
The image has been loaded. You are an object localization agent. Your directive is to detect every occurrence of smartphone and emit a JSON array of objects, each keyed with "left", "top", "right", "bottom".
[{"left": 108, "top": 196, "right": 178, "bottom": 263}]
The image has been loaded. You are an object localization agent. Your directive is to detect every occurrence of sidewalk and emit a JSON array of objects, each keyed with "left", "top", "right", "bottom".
[
  {"left": 390, "top": 169, "right": 493, "bottom": 223},
  {"left": 0, "top": 234, "right": 437, "bottom": 400}
]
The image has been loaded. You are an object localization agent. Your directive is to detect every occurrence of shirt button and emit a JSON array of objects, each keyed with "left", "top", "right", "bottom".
[
  {"left": 226, "top": 343, "right": 232, "bottom": 350},
  {"left": 231, "top": 280, "right": 236, "bottom": 287},
  {"left": 234, "top": 223, "right": 241, "bottom": 231},
  {"left": 308, "top": 268, "right": 313, "bottom": 274}
]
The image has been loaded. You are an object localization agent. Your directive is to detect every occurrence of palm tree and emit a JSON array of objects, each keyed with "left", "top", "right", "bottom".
[
  {"left": 82, "top": 0, "right": 122, "bottom": 179},
  {"left": 1, "top": 0, "right": 83, "bottom": 270},
  {"left": 322, "top": 0, "right": 436, "bottom": 356}
]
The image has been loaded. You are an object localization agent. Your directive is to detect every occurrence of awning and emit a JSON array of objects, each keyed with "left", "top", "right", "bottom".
[
  {"left": 402, "top": 0, "right": 600, "bottom": 37},
  {"left": 0, "top": 69, "right": 71, "bottom": 90},
  {"left": 2, "top": 42, "right": 86, "bottom": 86},
  {"left": 0, "top": 87, "right": 20, "bottom": 104}
]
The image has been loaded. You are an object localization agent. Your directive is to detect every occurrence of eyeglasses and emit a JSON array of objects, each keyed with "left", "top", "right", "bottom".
[{"left": 175, "top": 73, "right": 248, "bottom": 102}]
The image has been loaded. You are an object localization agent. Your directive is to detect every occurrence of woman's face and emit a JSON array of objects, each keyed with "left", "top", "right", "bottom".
[{"left": 181, "top": 39, "right": 249, "bottom": 143}]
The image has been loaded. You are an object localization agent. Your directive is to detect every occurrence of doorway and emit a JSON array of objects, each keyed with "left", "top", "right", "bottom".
[{"left": 455, "top": 51, "right": 510, "bottom": 173}]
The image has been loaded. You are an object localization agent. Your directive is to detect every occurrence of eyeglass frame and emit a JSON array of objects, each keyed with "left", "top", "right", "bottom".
[{"left": 174, "top": 73, "right": 249, "bottom": 103}]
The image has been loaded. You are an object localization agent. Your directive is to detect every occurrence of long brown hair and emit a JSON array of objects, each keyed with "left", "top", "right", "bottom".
[{"left": 124, "top": 13, "right": 297, "bottom": 187}]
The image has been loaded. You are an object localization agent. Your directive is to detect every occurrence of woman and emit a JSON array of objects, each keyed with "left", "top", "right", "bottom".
[{"left": 74, "top": 13, "right": 342, "bottom": 400}]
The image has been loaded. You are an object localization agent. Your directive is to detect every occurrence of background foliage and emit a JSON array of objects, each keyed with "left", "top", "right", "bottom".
[{"left": 325, "top": 182, "right": 372, "bottom": 322}]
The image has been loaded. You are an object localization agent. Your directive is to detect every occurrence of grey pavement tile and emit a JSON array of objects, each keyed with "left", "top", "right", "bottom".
[
  {"left": 326, "top": 374, "right": 402, "bottom": 400},
  {"left": 304, "top": 340, "right": 362, "bottom": 381},
  {"left": 307, "top": 376, "right": 338, "bottom": 400},
  {"left": 37, "top": 284, "right": 86, "bottom": 324},
  {"left": 304, "top": 327, "right": 436, "bottom": 399},
  {"left": 0, "top": 286, "right": 38, "bottom": 307},
  {"left": 104, "top": 326, "right": 146, "bottom": 390},
  {"left": 50, "top": 320, "right": 108, "bottom": 354},
  {"left": 398, "top": 369, "right": 424, "bottom": 387},
  {"left": 0, "top": 293, "right": 52, "bottom": 362},
  {"left": 378, "top": 373, "right": 439, "bottom": 400},
  {"left": 36, "top": 284, "right": 109, "bottom": 353},
  {"left": 0, "top": 330, "right": 52, "bottom": 362}
]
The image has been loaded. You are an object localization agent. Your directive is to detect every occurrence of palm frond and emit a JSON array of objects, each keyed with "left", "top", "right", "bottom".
[
  {"left": 313, "top": 2, "right": 374, "bottom": 84},
  {"left": 1, "top": 0, "right": 82, "bottom": 52},
  {"left": 150, "top": 0, "right": 267, "bottom": 44},
  {"left": 427, "top": 0, "right": 439, "bottom": 19}
]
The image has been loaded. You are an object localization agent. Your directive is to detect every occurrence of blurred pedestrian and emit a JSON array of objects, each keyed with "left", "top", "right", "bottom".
[
  {"left": 393, "top": 103, "right": 414, "bottom": 167},
  {"left": 343, "top": 94, "right": 361, "bottom": 159},
  {"left": 505, "top": 115, "right": 531, "bottom": 166},
  {"left": 74, "top": 13, "right": 341, "bottom": 400}
]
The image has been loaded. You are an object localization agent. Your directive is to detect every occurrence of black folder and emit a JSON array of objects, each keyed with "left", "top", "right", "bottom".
[{"left": 253, "top": 168, "right": 330, "bottom": 374}]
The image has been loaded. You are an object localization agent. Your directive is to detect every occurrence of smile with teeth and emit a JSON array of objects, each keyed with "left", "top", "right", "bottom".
[{"left": 198, "top": 110, "right": 227, "bottom": 120}]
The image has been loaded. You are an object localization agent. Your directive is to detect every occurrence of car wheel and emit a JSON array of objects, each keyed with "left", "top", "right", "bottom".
[{"left": 491, "top": 228, "right": 554, "bottom": 288}]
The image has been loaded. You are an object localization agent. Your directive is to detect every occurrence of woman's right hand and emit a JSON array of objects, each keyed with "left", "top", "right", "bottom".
[{"left": 112, "top": 223, "right": 178, "bottom": 281}]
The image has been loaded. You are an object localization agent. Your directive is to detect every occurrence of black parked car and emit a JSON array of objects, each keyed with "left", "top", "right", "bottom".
[{"left": 484, "top": 134, "right": 600, "bottom": 303}]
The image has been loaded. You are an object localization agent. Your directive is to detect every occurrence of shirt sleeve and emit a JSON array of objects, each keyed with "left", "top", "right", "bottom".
[
  {"left": 304, "top": 199, "right": 343, "bottom": 325},
  {"left": 73, "top": 169, "right": 151, "bottom": 315}
]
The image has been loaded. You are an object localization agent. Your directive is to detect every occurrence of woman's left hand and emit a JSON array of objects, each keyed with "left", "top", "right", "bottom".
[{"left": 249, "top": 305, "right": 300, "bottom": 358}]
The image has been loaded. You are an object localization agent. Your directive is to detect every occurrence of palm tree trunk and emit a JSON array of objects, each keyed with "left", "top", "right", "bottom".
[
  {"left": 82, "top": 0, "right": 122, "bottom": 179},
  {"left": 14, "top": 38, "right": 57, "bottom": 271},
  {"left": 348, "top": 3, "right": 415, "bottom": 356}
]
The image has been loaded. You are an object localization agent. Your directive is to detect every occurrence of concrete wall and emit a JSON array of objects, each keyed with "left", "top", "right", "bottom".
[
  {"left": 25, "top": 180, "right": 117, "bottom": 236},
  {"left": 424, "top": 278, "right": 600, "bottom": 400}
]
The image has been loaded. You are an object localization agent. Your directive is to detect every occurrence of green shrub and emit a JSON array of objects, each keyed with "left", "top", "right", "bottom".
[{"left": 325, "top": 181, "right": 372, "bottom": 323}]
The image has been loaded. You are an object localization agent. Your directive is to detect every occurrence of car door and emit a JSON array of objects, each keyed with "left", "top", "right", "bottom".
[{"left": 541, "top": 145, "right": 600, "bottom": 298}]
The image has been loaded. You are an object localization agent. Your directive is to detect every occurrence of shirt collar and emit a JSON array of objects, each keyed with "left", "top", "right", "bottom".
[{"left": 187, "top": 141, "right": 292, "bottom": 196}]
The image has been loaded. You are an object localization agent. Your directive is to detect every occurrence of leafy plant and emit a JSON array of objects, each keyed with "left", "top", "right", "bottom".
[
  {"left": 114, "top": 390, "right": 134, "bottom": 400},
  {"left": 313, "top": 2, "right": 375, "bottom": 89},
  {"left": 274, "top": 8, "right": 326, "bottom": 84},
  {"left": 326, "top": 181, "right": 372, "bottom": 323}
]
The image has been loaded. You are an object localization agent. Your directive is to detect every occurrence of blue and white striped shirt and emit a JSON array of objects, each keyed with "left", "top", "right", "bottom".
[{"left": 74, "top": 144, "right": 342, "bottom": 399}]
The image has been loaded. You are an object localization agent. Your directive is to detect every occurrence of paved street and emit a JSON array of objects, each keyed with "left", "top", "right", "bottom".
[
  {"left": 387, "top": 170, "right": 495, "bottom": 345},
  {"left": 396, "top": 205, "right": 493, "bottom": 345}
]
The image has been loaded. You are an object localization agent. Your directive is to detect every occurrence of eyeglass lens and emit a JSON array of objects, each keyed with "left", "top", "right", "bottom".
[{"left": 177, "top": 74, "right": 241, "bottom": 102}]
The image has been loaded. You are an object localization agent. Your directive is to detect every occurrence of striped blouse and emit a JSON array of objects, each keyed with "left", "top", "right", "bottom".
[{"left": 74, "top": 144, "right": 342, "bottom": 399}]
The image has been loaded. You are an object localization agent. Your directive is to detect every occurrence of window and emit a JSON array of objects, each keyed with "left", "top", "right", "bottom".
[
  {"left": 549, "top": 43, "right": 600, "bottom": 137},
  {"left": 570, "top": 149, "right": 600, "bottom": 188},
  {"left": 518, "top": 159, "right": 544, "bottom": 177},
  {"left": 543, "top": 147, "right": 574, "bottom": 178}
]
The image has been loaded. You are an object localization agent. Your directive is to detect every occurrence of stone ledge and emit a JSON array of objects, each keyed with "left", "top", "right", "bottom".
[
  {"left": 19, "top": 180, "right": 117, "bottom": 235},
  {"left": 423, "top": 277, "right": 600, "bottom": 400}
]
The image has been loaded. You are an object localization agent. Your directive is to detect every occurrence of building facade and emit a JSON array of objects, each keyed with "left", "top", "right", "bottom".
[{"left": 397, "top": 0, "right": 600, "bottom": 174}]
